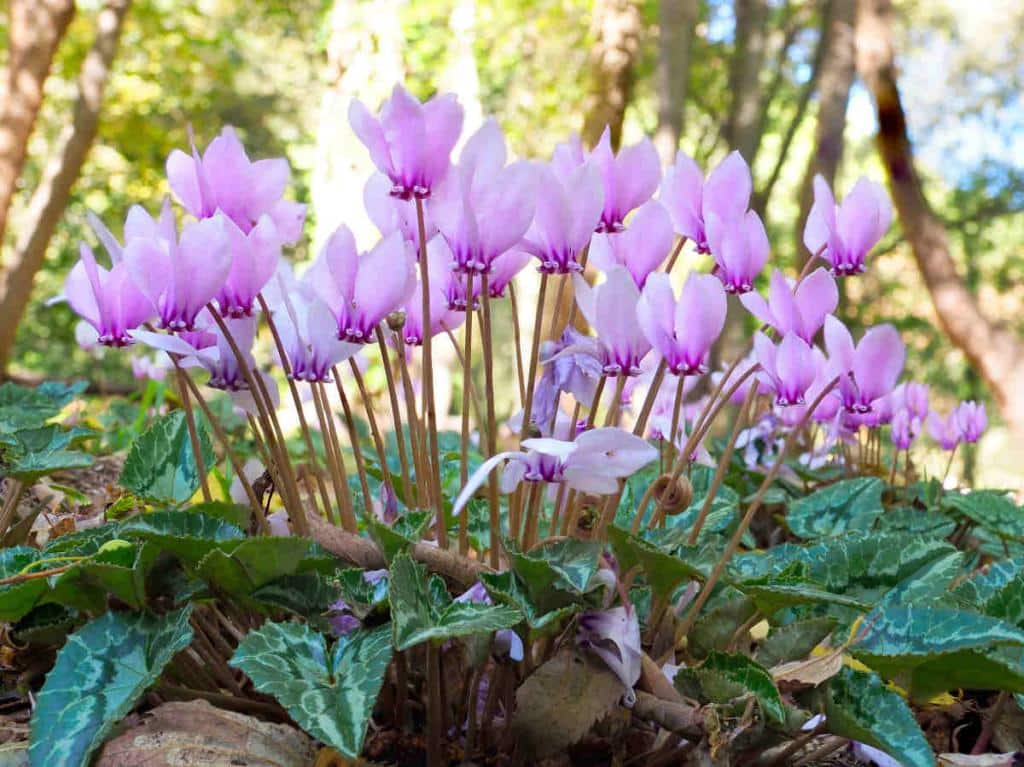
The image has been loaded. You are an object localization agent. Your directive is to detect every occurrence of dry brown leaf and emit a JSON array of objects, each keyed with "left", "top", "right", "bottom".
[
  {"left": 770, "top": 647, "right": 844, "bottom": 687},
  {"left": 95, "top": 699, "right": 316, "bottom": 767}
]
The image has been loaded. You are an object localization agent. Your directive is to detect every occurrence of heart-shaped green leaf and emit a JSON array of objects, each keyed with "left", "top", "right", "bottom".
[{"left": 119, "top": 410, "right": 214, "bottom": 503}]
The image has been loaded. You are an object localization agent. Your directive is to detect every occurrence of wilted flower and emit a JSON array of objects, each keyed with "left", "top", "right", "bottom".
[
  {"left": 166, "top": 126, "right": 306, "bottom": 243},
  {"left": 659, "top": 150, "right": 752, "bottom": 254},
  {"left": 804, "top": 175, "right": 892, "bottom": 276},
  {"left": 754, "top": 331, "right": 818, "bottom": 407},
  {"left": 955, "top": 400, "right": 987, "bottom": 443},
  {"left": 739, "top": 267, "right": 838, "bottom": 343},
  {"left": 824, "top": 316, "right": 905, "bottom": 413},
  {"left": 706, "top": 208, "right": 770, "bottom": 294},
  {"left": 572, "top": 267, "right": 652, "bottom": 376},
  {"left": 637, "top": 272, "right": 727, "bottom": 375},
  {"left": 589, "top": 200, "right": 674, "bottom": 288},
  {"left": 349, "top": 84, "right": 464, "bottom": 199},
  {"left": 577, "top": 606, "right": 642, "bottom": 706}
]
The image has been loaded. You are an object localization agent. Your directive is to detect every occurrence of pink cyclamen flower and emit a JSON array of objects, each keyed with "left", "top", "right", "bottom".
[
  {"left": 521, "top": 161, "right": 603, "bottom": 274},
  {"left": 456, "top": 583, "right": 524, "bottom": 661},
  {"left": 123, "top": 203, "right": 232, "bottom": 332},
  {"left": 706, "top": 208, "right": 770, "bottom": 294},
  {"left": 754, "top": 331, "right": 819, "bottom": 407},
  {"left": 577, "top": 606, "right": 642, "bottom": 706},
  {"left": 804, "top": 175, "right": 893, "bottom": 276},
  {"left": 166, "top": 126, "right": 306, "bottom": 243},
  {"left": 349, "top": 84, "right": 464, "bottom": 199},
  {"left": 739, "top": 267, "right": 838, "bottom": 343},
  {"left": 890, "top": 408, "right": 919, "bottom": 450},
  {"left": 305, "top": 225, "right": 416, "bottom": 343},
  {"left": 216, "top": 215, "right": 280, "bottom": 317},
  {"left": 487, "top": 251, "right": 531, "bottom": 298},
  {"left": 891, "top": 381, "right": 929, "bottom": 420},
  {"left": 590, "top": 127, "right": 661, "bottom": 233},
  {"left": 452, "top": 427, "right": 658, "bottom": 517},
  {"left": 589, "top": 200, "right": 674, "bottom": 289},
  {"left": 659, "top": 150, "right": 752, "bottom": 254},
  {"left": 573, "top": 267, "right": 652, "bottom": 376},
  {"left": 424, "top": 235, "right": 482, "bottom": 311},
  {"left": 928, "top": 410, "right": 961, "bottom": 451},
  {"left": 64, "top": 235, "right": 154, "bottom": 348},
  {"left": 428, "top": 119, "right": 537, "bottom": 273},
  {"left": 637, "top": 272, "right": 727, "bottom": 375},
  {"left": 955, "top": 400, "right": 987, "bottom": 443},
  {"left": 364, "top": 172, "right": 437, "bottom": 249},
  {"left": 400, "top": 239, "right": 465, "bottom": 346},
  {"left": 824, "top": 316, "right": 905, "bottom": 413}
]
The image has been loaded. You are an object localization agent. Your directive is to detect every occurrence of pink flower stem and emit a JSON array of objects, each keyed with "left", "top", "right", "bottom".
[
  {"left": 480, "top": 273, "right": 501, "bottom": 566},
  {"left": 376, "top": 327, "right": 412, "bottom": 503},
  {"left": 311, "top": 382, "right": 356, "bottom": 531},
  {"left": 506, "top": 282, "right": 527, "bottom": 403},
  {"left": 633, "top": 358, "right": 668, "bottom": 437},
  {"left": 173, "top": 365, "right": 212, "bottom": 503},
  {"left": 518, "top": 271, "right": 550, "bottom": 441}
]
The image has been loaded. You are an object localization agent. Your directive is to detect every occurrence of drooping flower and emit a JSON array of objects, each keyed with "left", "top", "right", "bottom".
[
  {"left": 590, "top": 128, "right": 661, "bottom": 233},
  {"left": 739, "top": 267, "right": 838, "bottom": 343},
  {"left": 803, "top": 175, "right": 893, "bottom": 276},
  {"left": 637, "top": 272, "right": 727, "bottom": 375},
  {"left": 216, "top": 215, "right": 281, "bottom": 318},
  {"left": 123, "top": 203, "right": 232, "bottom": 332},
  {"left": 754, "top": 331, "right": 819, "bottom": 407},
  {"left": 928, "top": 410, "right": 961, "bottom": 451},
  {"left": 305, "top": 225, "right": 416, "bottom": 343},
  {"left": 824, "top": 316, "right": 905, "bottom": 413},
  {"left": 659, "top": 150, "right": 752, "bottom": 254},
  {"left": 955, "top": 400, "right": 987, "bottom": 443},
  {"left": 526, "top": 328, "right": 605, "bottom": 431},
  {"left": 572, "top": 267, "right": 652, "bottom": 376},
  {"left": 428, "top": 119, "right": 537, "bottom": 273},
  {"left": 706, "top": 208, "right": 770, "bottom": 294},
  {"left": 166, "top": 126, "right": 306, "bottom": 243},
  {"left": 64, "top": 241, "right": 154, "bottom": 348},
  {"left": 577, "top": 606, "right": 642, "bottom": 706},
  {"left": 349, "top": 84, "right": 464, "bottom": 199},
  {"left": 589, "top": 200, "right": 674, "bottom": 288},
  {"left": 520, "top": 161, "right": 603, "bottom": 274},
  {"left": 452, "top": 427, "right": 658, "bottom": 517}
]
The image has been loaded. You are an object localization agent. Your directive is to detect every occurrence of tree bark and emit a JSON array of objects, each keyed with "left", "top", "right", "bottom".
[
  {"left": 653, "top": 0, "right": 700, "bottom": 163},
  {"left": 856, "top": 0, "right": 1024, "bottom": 437},
  {"left": 722, "top": 0, "right": 770, "bottom": 166},
  {"left": 0, "top": 0, "right": 76, "bottom": 254},
  {"left": 794, "top": 0, "right": 856, "bottom": 264},
  {"left": 0, "top": 0, "right": 132, "bottom": 374},
  {"left": 581, "top": 0, "right": 644, "bottom": 149}
]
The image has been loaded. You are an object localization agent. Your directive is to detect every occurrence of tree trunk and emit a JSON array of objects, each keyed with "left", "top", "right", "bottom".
[
  {"left": 856, "top": 0, "right": 1024, "bottom": 437},
  {"left": 0, "top": 0, "right": 132, "bottom": 374},
  {"left": 653, "top": 0, "right": 699, "bottom": 163},
  {"left": 722, "top": 0, "right": 769, "bottom": 166},
  {"left": 794, "top": 0, "right": 856, "bottom": 264},
  {"left": 0, "top": 0, "right": 76, "bottom": 254},
  {"left": 581, "top": 0, "right": 644, "bottom": 149}
]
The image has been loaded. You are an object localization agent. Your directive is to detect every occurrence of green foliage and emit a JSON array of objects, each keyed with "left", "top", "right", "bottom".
[
  {"left": 29, "top": 606, "right": 194, "bottom": 767},
  {"left": 230, "top": 621, "right": 393, "bottom": 759},
  {"left": 785, "top": 477, "right": 885, "bottom": 539},
  {"left": 119, "top": 410, "right": 214, "bottom": 503},
  {"left": 388, "top": 553, "right": 521, "bottom": 650},
  {"left": 0, "top": 425, "right": 93, "bottom": 482},
  {"left": 944, "top": 490, "right": 1024, "bottom": 542},
  {"left": 0, "top": 381, "right": 85, "bottom": 434},
  {"left": 685, "top": 651, "right": 786, "bottom": 724}
]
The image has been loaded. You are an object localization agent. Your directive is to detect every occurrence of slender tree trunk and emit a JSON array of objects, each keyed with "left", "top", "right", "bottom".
[
  {"left": 857, "top": 0, "right": 1024, "bottom": 437},
  {"left": 0, "top": 0, "right": 131, "bottom": 374},
  {"left": 794, "top": 0, "right": 856, "bottom": 265},
  {"left": 722, "top": 0, "right": 769, "bottom": 166},
  {"left": 0, "top": 0, "right": 76, "bottom": 254},
  {"left": 581, "top": 0, "right": 643, "bottom": 149},
  {"left": 654, "top": 0, "right": 699, "bottom": 163}
]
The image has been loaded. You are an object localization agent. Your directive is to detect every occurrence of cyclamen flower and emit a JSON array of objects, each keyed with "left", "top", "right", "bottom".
[
  {"left": 349, "top": 84, "right": 464, "bottom": 199},
  {"left": 754, "top": 331, "right": 819, "bottom": 407},
  {"left": 486, "top": 251, "right": 531, "bottom": 298},
  {"left": 269, "top": 279, "right": 360, "bottom": 383},
  {"left": 589, "top": 200, "right": 674, "bottom": 288},
  {"left": 216, "top": 215, "right": 280, "bottom": 317},
  {"left": 824, "top": 316, "right": 905, "bottom": 413},
  {"left": 890, "top": 408, "right": 919, "bottom": 450},
  {"left": 400, "top": 241, "right": 465, "bottom": 346},
  {"left": 456, "top": 583, "right": 524, "bottom": 661},
  {"left": 637, "top": 272, "right": 727, "bottom": 375},
  {"left": 660, "top": 150, "right": 753, "bottom": 254},
  {"left": 364, "top": 172, "right": 437, "bottom": 248},
  {"left": 166, "top": 126, "right": 306, "bottom": 243},
  {"left": 572, "top": 267, "right": 652, "bottom": 376},
  {"left": 891, "top": 381, "right": 929, "bottom": 420},
  {"left": 123, "top": 204, "right": 232, "bottom": 332},
  {"left": 928, "top": 410, "right": 961, "bottom": 451},
  {"left": 428, "top": 119, "right": 537, "bottom": 273},
  {"left": 706, "top": 208, "right": 770, "bottom": 294},
  {"left": 739, "top": 267, "right": 838, "bottom": 343},
  {"left": 452, "top": 427, "right": 658, "bottom": 517},
  {"left": 64, "top": 241, "right": 154, "bottom": 348},
  {"left": 804, "top": 175, "right": 893, "bottom": 276},
  {"left": 527, "top": 328, "right": 605, "bottom": 431},
  {"left": 955, "top": 400, "right": 987, "bottom": 443},
  {"left": 305, "top": 226, "right": 416, "bottom": 343},
  {"left": 521, "top": 161, "right": 603, "bottom": 274},
  {"left": 590, "top": 128, "right": 661, "bottom": 233},
  {"left": 577, "top": 606, "right": 642, "bottom": 706},
  {"left": 425, "top": 236, "right": 482, "bottom": 311}
]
